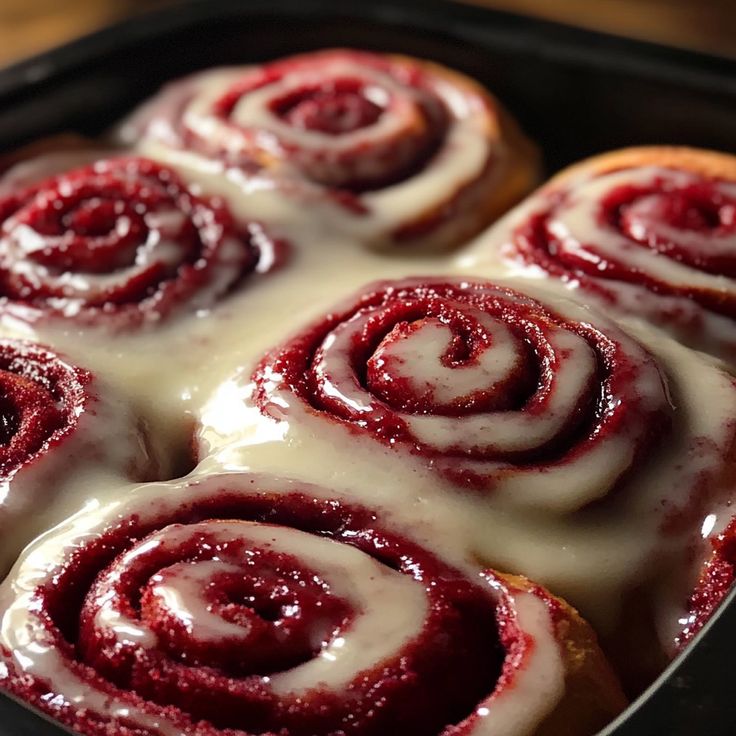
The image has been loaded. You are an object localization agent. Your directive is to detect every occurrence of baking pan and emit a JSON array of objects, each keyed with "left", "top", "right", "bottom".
[{"left": 0, "top": 0, "right": 735, "bottom": 733}]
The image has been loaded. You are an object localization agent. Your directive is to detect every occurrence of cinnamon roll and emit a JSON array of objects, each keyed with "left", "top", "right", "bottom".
[
  {"left": 252, "top": 277, "right": 675, "bottom": 511},
  {"left": 0, "top": 153, "right": 270, "bottom": 327},
  {"left": 459, "top": 146, "right": 736, "bottom": 361},
  {"left": 0, "top": 473, "right": 625, "bottom": 736},
  {"left": 121, "top": 49, "right": 540, "bottom": 249}
]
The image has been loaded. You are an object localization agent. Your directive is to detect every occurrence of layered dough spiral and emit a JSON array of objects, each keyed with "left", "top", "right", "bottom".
[
  {"left": 459, "top": 146, "right": 736, "bottom": 360},
  {"left": 0, "top": 472, "right": 625, "bottom": 736},
  {"left": 253, "top": 277, "right": 672, "bottom": 512},
  {"left": 0, "top": 338, "right": 164, "bottom": 572},
  {"left": 0, "top": 153, "right": 268, "bottom": 327},
  {"left": 121, "top": 49, "right": 539, "bottom": 249}
]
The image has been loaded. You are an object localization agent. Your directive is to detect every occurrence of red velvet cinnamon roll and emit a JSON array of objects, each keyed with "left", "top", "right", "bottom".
[
  {"left": 122, "top": 49, "right": 539, "bottom": 249},
  {"left": 460, "top": 147, "right": 736, "bottom": 361},
  {"left": 0, "top": 153, "right": 266, "bottom": 327},
  {"left": 0, "top": 338, "right": 163, "bottom": 572},
  {"left": 253, "top": 277, "right": 674, "bottom": 512},
  {"left": 0, "top": 472, "right": 626, "bottom": 736}
]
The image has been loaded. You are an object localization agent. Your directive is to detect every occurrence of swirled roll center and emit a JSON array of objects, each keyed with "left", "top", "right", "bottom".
[
  {"left": 607, "top": 180, "right": 736, "bottom": 272},
  {"left": 272, "top": 79, "right": 385, "bottom": 135},
  {"left": 5, "top": 174, "right": 199, "bottom": 283},
  {"left": 138, "top": 555, "right": 350, "bottom": 675},
  {"left": 364, "top": 314, "right": 530, "bottom": 415},
  {"left": 257, "top": 280, "right": 672, "bottom": 510},
  {"left": 78, "top": 520, "right": 430, "bottom": 694},
  {"left": 532, "top": 169, "right": 736, "bottom": 291},
  {"left": 209, "top": 55, "right": 448, "bottom": 191}
]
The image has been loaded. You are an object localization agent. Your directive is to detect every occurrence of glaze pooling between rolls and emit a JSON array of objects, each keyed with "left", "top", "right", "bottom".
[{"left": 0, "top": 338, "right": 166, "bottom": 573}]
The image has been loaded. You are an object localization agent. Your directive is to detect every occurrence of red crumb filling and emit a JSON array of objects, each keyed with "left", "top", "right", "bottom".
[
  {"left": 602, "top": 179, "right": 736, "bottom": 276},
  {"left": 253, "top": 279, "right": 670, "bottom": 493},
  {"left": 271, "top": 78, "right": 384, "bottom": 135},
  {"left": 209, "top": 50, "right": 449, "bottom": 192},
  {"left": 678, "top": 517, "right": 736, "bottom": 647},
  {"left": 81, "top": 534, "right": 355, "bottom": 679}
]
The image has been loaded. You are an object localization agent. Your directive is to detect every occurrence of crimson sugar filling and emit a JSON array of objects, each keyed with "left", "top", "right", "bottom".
[{"left": 253, "top": 279, "right": 671, "bottom": 496}]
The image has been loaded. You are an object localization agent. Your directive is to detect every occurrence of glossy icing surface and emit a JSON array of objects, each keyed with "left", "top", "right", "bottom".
[
  {"left": 0, "top": 155, "right": 261, "bottom": 326},
  {"left": 0, "top": 338, "right": 166, "bottom": 573}
]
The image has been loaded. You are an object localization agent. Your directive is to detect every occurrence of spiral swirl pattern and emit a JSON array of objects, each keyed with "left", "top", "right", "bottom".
[
  {"left": 511, "top": 167, "right": 736, "bottom": 313},
  {"left": 0, "top": 474, "right": 625, "bottom": 736},
  {"left": 208, "top": 51, "right": 449, "bottom": 191},
  {"left": 0, "top": 156, "right": 262, "bottom": 325},
  {"left": 124, "top": 49, "right": 539, "bottom": 248},
  {"left": 478, "top": 148, "right": 736, "bottom": 358},
  {"left": 254, "top": 279, "right": 672, "bottom": 512}
]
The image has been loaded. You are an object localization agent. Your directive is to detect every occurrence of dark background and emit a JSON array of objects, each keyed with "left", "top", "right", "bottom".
[{"left": 0, "top": 0, "right": 734, "bottom": 67}]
